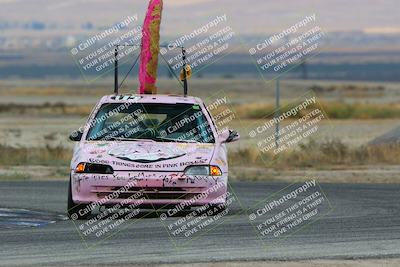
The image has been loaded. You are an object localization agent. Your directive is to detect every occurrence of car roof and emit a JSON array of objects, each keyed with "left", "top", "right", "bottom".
[{"left": 99, "top": 94, "right": 203, "bottom": 105}]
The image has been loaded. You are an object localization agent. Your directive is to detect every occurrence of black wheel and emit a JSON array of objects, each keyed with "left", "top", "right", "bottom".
[{"left": 67, "top": 177, "right": 90, "bottom": 220}]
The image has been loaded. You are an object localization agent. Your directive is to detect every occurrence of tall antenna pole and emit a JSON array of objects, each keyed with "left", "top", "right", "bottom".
[
  {"left": 275, "top": 78, "right": 280, "bottom": 148},
  {"left": 182, "top": 48, "right": 188, "bottom": 96},
  {"left": 114, "top": 46, "right": 119, "bottom": 95}
]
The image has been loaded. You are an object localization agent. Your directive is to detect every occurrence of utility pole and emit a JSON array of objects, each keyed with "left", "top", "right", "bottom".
[{"left": 275, "top": 78, "right": 280, "bottom": 148}]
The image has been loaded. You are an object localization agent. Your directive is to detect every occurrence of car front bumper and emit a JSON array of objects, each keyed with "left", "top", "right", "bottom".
[{"left": 71, "top": 171, "right": 228, "bottom": 208}]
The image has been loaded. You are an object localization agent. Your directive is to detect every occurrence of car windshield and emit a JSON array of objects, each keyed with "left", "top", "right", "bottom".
[{"left": 86, "top": 102, "right": 215, "bottom": 143}]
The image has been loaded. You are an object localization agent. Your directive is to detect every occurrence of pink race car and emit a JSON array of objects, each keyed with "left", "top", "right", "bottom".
[{"left": 67, "top": 94, "right": 239, "bottom": 219}]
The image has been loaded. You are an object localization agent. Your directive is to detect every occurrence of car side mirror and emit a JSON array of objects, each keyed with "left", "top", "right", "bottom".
[
  {"left": 69, "top": 130, "right": 83, "bottom": 142},
  {"left": 218, "top": 129, "right": 240, "bottom": 143}
]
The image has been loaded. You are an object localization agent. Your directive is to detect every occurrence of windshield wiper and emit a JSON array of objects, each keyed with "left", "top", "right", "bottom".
[
  {"left": 107, "top": 137, "right": 155, "bottom": 142},
  {"left": 92, "top": 136, "right": 198, "bottom": 143},
  {"left": 152, "top": 137, "right": 199, "bottom": 143}
]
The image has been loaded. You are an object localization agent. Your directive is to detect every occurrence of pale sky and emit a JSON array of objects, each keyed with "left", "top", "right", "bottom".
[{"left": 0, "top": 0, "right": 399, "bottom": 35}]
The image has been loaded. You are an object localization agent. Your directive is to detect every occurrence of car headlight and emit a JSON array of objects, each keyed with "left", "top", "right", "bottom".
[
  {"left": 184, "top": 165, "right": 222, "bottom": 176},
  {"left": 75, "top": 162, "right": 114, "bottom": 174}
]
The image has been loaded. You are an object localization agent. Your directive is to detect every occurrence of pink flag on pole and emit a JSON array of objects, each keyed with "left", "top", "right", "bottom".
[{"left": 138, "top": 0, "right": 163, "bottom": 94}]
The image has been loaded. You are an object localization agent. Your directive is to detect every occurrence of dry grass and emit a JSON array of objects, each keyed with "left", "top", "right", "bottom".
[
  {"left": 311, "top": 84, "right": 385, "bottom": 98},
  {"left": 1, "top": 140, "right": 400, "bottom": 182},
  {"left": 1, "top": 86, "right": 110, "bottom": 96},
  {"left": 229, "top": 139, "right": 400, "bottom": 169},
  {"left": 8, "top": 87, "right": 71, "bottom": 96},
  {"left": 234, "top": 102, "right": 400, "bottom": 119},
  {"left": 0, "top": 81, "right": 397, "bottom": 119},
  {"left": 0, "top": 103, "right": 92, "bottom": 116},
  {"left": 1, "top": 140, "right": 400, "bottom": 170},
  {"left": 0, "top": 145, "right": 71, "bottom": 166},
  {"left": 0, "top": 172, "right": 30, "bottom": 181}
]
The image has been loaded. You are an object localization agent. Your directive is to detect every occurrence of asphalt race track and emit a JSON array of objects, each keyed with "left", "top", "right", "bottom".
[{"left": 0, "top": 181, "right": 399, "bottom": 266}]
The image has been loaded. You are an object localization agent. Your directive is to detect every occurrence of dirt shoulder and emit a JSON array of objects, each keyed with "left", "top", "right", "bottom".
[{"left": 1, "top": 165, "right": 400, "bottom": 183}]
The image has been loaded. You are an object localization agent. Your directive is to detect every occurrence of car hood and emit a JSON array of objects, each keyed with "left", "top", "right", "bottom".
[{"left": 75, "top": 141, "right": 216, "bottom": 171}]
